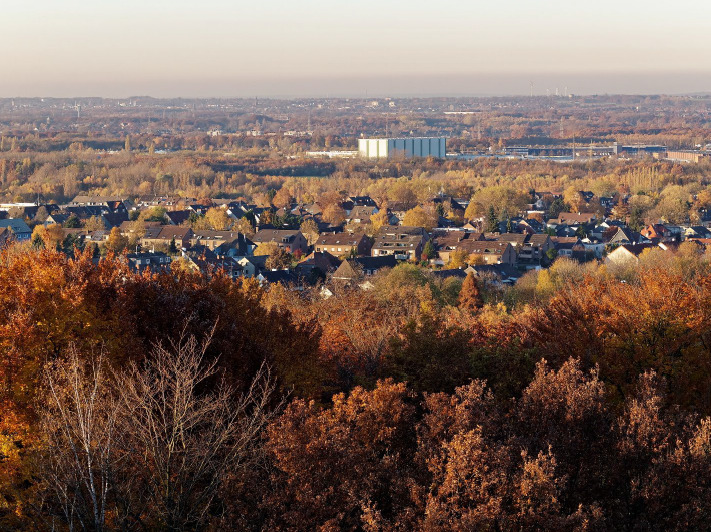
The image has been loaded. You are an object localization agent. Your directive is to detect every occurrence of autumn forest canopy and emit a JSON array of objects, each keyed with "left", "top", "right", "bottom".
[{"left": 0, "top": 242, "right": 709, "bottom": 530}]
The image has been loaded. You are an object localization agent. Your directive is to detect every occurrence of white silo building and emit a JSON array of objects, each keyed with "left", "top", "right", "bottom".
[{"left": 358, "top": 137, "right": 447, "bottom": 159}]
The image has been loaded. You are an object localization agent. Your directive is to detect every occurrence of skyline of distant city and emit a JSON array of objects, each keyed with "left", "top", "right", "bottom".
[{"left": 3, "top": 70, "right": 711, "bottom": 99}]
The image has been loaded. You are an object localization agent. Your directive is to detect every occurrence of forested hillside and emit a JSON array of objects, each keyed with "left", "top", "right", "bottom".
[{"left": 1, "top": 244, "right": 711, "bottom": 530}]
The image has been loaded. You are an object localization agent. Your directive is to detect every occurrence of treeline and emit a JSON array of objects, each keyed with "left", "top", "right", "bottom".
[
  {"left": 0, "top": 138, "right": 707, "bottom": 209},
  {"left": 2, "top": 244, "right": 711, "bottom": 529}
]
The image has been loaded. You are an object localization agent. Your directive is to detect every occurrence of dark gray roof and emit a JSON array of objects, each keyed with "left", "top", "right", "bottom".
[
  {"left": 432, "top": 269, "right": 468, "bottom": 280},
  {"left": 352, "top": 255, "right": 397, "bottom": 270},
  {"left": 0, "top": 219, "right": 31, "bottom": 234}
]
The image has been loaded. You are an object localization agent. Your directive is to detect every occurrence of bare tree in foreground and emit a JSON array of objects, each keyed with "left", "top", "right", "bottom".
[
  {"left": 38, "top": 334, "right": 278, "bottom": 531},
  {"left": 40, "top": 347, "right": 120, "bottom": 532},
  {"left": 118, "top": 335, "right": 278, "bottom": 531}
]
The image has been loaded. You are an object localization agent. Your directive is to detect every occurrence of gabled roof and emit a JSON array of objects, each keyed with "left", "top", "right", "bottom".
[
  {"left": 252, "top": 229, "right": 303, "bottom": 243},
  {"left": 353, "top": 255, "right": 398, "bottom": 270},
  {"left": 333, "top": 255, "right": 397, "bottom": 280},
  {"left": 466, "top": 263, "right": 521, "bottom": 282},
  {"left": 349, "top": 195, "right": 378, "bottom": 207},
  {"left": 102, "top": 212, "right": 129, "bottom": 228},
  {"left": 296, "top": 251, "right": 342, "bottom": 276},
  {"left": 373, "top": 226, "right": 428, "bottom": 249},
  {"left": 0, "top": 219, "right": 31, "bottom": 234},
  {"left": 528, "top": 234, "right": 553, "bottom": 246},
  {"left": 165, "top": 210, "right": 192, "bottom": 225},
  {"left": 606, "top": 243, "right": 657, "bottom": 262},
  {"left": 63, "top": 205, "right": 106, "bottom": 218},
  {"left": 488, "top": 233, "right": 527, "bottom": 246},
  {"left": 258, "top": 270, "right": 301, "bottom": 285},
  {"left": 47, "top": 213, "right": 71, "bottom": 225},
  {"left": 346, "top": 205, "right": 377, "bottom": 220},
  {"left": 192, "top": 230, "right": 243, "bottom": 241},
  {"left": 557, "top": 212, "right": 597, "bottom": 224},
  {"left": 214, "top": 234, "right": 254, "bottom": 256},
  {"left": 432, "top": 230, "right": 484, "bottom": 249},
  {"left": 316, "top": 232, "right": 367, "bottom": 246},
  {"left": 431, "top": 269, "right": 468, "bottom": 280},
  {"left": 144, "top": 226, "right": 193, "bottom": 241},
  {"left": 463, "top": 241, "right": 513, "bottom": 256},
  {"left": 71, "top": 195, "right": 128, "bottom": 204},
  {"left": 551, "top": 236, "right": 581, "bottom": 250}
]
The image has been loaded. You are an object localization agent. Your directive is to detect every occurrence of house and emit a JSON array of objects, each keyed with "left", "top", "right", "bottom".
[
  {"left": 332, "top": 255, "right": 397, "bottom": 281},
  {"left": 213, "top": 234, "right": 255, "bottom": 258},
  {"left": 252, "top": 229, "right": 308, "bottom": 254},
  {"left": 348, "top": 195, "right": 378, "bottom": 208},
  {"left": 385, "top": 202, "right": 413, "bottom": 223},
  {"left": 599, "top": 196, "right": 616, "bottom": 210},
  {"left": 556, "top": 212, "right": 597, "bottom": 225},
  {"left": 522, "top": 234, "right": 554, "bottom": 263},
  {"left": 314, "top": 233, "right": 371, "bottom": 257},
  {"left": 487, "top": 232, "right": 528, "bottom": 249},
  {"left": 0, "top": 219, "right": 32, "bottom": 241},
  {"left": 190, "top": 230, "right": 247, "bottom": 251},
  {"left": 465, "top": 263, "right": 522, "bottom": 285},
  {"left": 69, "top": 195, "right": 132, "bottom": 213},
  {"left": 431, "top": 269, "right": 468, "bottom": 281},
  {"left": 428, "top": 196, "right": 466, "bottom": 220},
  {"left": 141, "top": 226, "right": 193, "bottom": 250},
  {"left": 101, "top": 212, "right": 129, "bottom": 228},
  {"left": 7, "top": 204, "right": 60, "bottom": 221},
  {"left": 257, "top": 269, "right": 304, "bottom": 288},
  {"left": 125, "top": 252, "right": 171, "bottom": 273},
  {"left": 464, "top": 241, "right": 517, "bottom": 265},
  {"left": 641, "top": 223, "right": 676, "bottom": 242},
  {"left": 581, "top": 238, "right": 606, "bottom": 259},
  {"left": 605, "top": 243, "right": 657, "bottom": 265},
  {"left": 187, "top": 204, "right": 210, "bottom": 216},
  {"left": 604, "top": 226, "right": 649, "bottom": 245},
  {"left": 303, "top": 203, "right": 323, "bottom": 216},
  {"left": 518, "top": 218, "right": 547, "bottom": 234},
  {"left": 62, "top": 206, "right": 107, "bottom": 221},
  {"left": 578, "top": 191, "right": 595, "bottom": 203},
  {"left": 684, "top": 226, "right": 711, "bottom": 239},
  {"left": 552, "top": 224, "right": 579, "bottom": 238},
  {"left": 45, "top": 212, "right": 72, "bottom": 226},
  {"left": 165, "top": 210, "right": 192, "bottom": 225},
  {"left": 225, "top": 202, "right": 257, "bottom": 222},
  {"left": 136, "top": 196, "right": 181, "bottom": 208},
  {"left": 295, "top": 251, "right": 341, "bottom": 280},
  {"left": 86, "top": 230, "right": 111, "bottom": 243},
  {"left": 345, "top": 205, "right": 379, "bottom": 226},
  {"left": 189, "top": 255, "right": 246, "bottom": 280},
  {"left": 432, "top": 230, "right": 485, "bottom": 264},
  {"left": 371, "top": 226, "right": 429, "bottom": 261},
  {"left": 551, "top": 237, "right": 583, "bottom": 258},
  {"left": 119, "top": 221, "right": 161, "bottom": 239}
]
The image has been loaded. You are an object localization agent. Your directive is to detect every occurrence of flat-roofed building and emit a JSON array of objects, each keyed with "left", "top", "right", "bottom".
[{"left": 358, "top": 137, "right": 446, "bottom": 159}]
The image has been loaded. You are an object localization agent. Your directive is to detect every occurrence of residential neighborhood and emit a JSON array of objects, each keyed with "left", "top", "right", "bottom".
[{"left": 2, "top": 187, "right": 710, "bottom": 293}]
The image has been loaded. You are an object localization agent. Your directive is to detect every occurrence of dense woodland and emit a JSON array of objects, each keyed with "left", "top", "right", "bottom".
[
  {"left": 1, "top": 243, "right": 711, "bottom": 530},
  {"left": 3, "top": 96, "right": 711, "bottom": 530}
]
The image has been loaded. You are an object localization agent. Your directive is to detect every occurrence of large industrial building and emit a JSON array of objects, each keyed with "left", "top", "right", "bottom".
[{"left": 358, "top": 137, "right": 447, "bottom": 159}]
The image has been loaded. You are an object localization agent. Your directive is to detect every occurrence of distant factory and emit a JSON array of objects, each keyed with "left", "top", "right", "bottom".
[
  {"left": 503, "top": 142, "right": 668, "bottom": 159},
  {"left": 358, "top": 137, "right": 447, "bottom": 159}
]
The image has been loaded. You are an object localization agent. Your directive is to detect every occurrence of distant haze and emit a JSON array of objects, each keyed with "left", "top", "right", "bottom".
[{"left": 3, "top": 0, "right": 710, "bottom": 98}]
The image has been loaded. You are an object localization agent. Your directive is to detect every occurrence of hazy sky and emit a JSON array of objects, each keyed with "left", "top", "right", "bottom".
[{"left": 3, "top": 0, "right": 710, "bottom": 97}]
